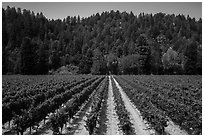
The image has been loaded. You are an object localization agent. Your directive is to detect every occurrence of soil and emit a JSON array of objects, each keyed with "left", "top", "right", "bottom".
[
  {"left": 112, "top": 76, "right": 155, "bottom": 135},
  {"left": 105, "top": 76, "right": 123, "bottom": 135},
  {"left": 165, "top": 118, "right": 188, "bottom": 135},
  {"left": 71, "top": 106, "right": 91, "bottom": 135},
  {"left": 63, "top": 92, "right": 97, "bottom": 135},
  {"left": 112, "top": 76, "right": 188, "bottom": 135},
  {"left": 3, "top": 76, "right": 189, "bottom": 135}
]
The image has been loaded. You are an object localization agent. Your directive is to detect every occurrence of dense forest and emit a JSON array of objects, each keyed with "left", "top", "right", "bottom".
[{"left": 2, "top": 6, "right": 202, "bottom": 75}]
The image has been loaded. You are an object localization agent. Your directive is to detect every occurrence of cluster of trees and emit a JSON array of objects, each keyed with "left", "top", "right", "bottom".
[{"left": 2, "top": 6, "right": 202, "bottom": 75}]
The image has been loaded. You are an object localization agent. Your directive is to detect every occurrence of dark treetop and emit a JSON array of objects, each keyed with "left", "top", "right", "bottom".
[{"left": 2, "top": 7, "right": 202, "bottom": 75}]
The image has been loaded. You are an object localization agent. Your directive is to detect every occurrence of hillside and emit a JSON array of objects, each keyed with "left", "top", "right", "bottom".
[{"left": 2, "top": 7, "right": 202, "bottom": 75}]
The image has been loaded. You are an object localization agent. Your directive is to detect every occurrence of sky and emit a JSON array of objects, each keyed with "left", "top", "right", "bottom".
[{"left": 2, "top": 2, "right": 202, "bottom": 20}]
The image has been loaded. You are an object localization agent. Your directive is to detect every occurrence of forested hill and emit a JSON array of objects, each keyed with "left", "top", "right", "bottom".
[{"left": 2, "top": 7, "right": 202, "bottom": 75}]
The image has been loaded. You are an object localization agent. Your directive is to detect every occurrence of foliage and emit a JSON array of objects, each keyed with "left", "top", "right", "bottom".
[
  {"left": 91, "top": 48, "right": 107, "bottom": 75},
  {"left": 106, "top": 53, "right": 118, "bottom": 74},
  {"left": 85, "top": 77, "right": 108, "bottom": 134},
  {"left": 116, "top": 75, "right": 202, "bottom": 135},
  {"left": 111, "top": 77, "right": 135, "bottom": 134},
  {"left": 2, "top": 74, "right": 100, "bottom": 134},
  {"left": 2, "top": 7, "right": 202, "bottom": 75},
  {"left": 162, "top": 47, "right": 181, "bottom": 74}
]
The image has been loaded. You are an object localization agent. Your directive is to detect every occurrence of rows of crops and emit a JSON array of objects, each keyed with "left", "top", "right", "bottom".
[
  {"left": 115, "top": 75, "right": 202, "bottom": 135},
  {"left": 2, "top": 75, "right": 104, "bottom": 135},
  {"left": 111, "top": 76, "right": 135, "bottom": 134},
  {"left": 2, "top": 75, "right": 202, "bottom": 135}
]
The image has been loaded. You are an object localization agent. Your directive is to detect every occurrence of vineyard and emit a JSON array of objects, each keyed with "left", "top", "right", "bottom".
[{"left": 2, "top": 75, "right": 202, "bottom": 135}]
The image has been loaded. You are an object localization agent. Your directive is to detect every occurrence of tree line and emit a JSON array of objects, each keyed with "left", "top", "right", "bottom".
[{"left": 2, "top": 6, "right": 202, "bottom": 75}]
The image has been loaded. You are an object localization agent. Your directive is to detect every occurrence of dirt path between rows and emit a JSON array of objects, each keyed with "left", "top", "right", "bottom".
[
  {"left": 105, "top": 76, "right": 123, "bottom": 135},
  {"left": 119, "top": 77, "right": 188, "bottom": 135},
  {"left": 30, "top": 120, "right": 53, "bottom": 135},
  {"left": 64, "top": 89, "right": 99, "bottom": 135},
  {"left": 3, "top": 115, "right": 53, "bottom": 135},
  {"left": 112, "top": 76, "right": 155, "bottom": 135},
  {"left": 24, "top": 92, "right": 93, "bottom": 135},
  {"left": 164, "top": 118, "right": 188, "bottom": 135},
  {"left": 71, "top": 105, "right": 91, "bottom": 135},
  {"left": 113, "top": 76, "right": 189, "bottom": 135}
]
